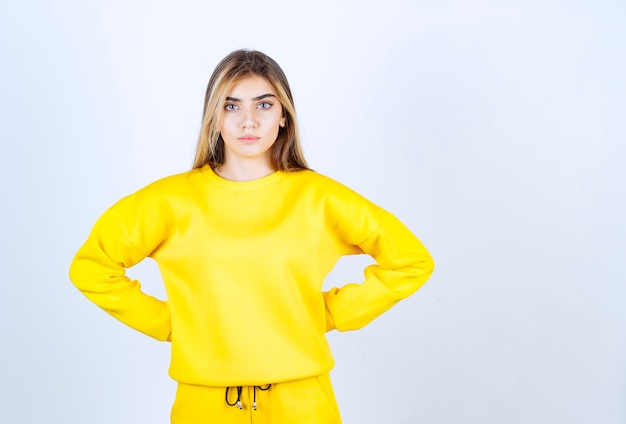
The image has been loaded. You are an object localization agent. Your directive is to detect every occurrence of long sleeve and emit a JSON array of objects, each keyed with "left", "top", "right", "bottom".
[
  {"left": 68, "top": 168, "right": 432, "bottom": 385},
  {"left": 323, "top": 206, "right": 434, "bottom": 332},
  {"left": 69, "top": 192, "right": 172, "bottom": 342}
]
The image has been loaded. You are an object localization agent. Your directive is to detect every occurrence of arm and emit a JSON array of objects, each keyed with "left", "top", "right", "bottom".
[
  {"left": 323, "top": 207, "right": 434, "bottom": 332},
  {"left": 69, "top": 192, "right": 172, "bottom": 341}
]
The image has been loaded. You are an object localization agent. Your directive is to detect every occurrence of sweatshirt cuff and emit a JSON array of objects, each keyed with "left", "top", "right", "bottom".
[{"left": 322, "top": 291, "right": 337, "bottom": 332}]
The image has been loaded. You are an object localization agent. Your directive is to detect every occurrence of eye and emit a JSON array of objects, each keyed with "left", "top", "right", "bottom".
[
  {"left": 224, "top": 103, "right": 238, "bottom": 111},
  {"left": 258, "top": 102, "right": 272, "bottom": 110}
]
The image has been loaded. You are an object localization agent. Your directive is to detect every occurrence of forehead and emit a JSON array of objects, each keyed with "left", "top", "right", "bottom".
[{"left": 227, "top": 75, "right": 276, "bottom": 98}]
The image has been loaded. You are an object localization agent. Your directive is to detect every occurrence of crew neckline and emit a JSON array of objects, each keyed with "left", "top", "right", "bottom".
[{"left": 201, "top": 164, "right": 285, "bottom": 191}]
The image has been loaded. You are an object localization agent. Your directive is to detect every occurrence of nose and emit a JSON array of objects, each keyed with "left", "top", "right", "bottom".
[{"left": 241, "top": 107, "right": 257, "bottom": 129}]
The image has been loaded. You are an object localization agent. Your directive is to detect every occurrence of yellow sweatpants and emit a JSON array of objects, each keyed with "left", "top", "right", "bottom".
[{"left": 170, "top": 373, "right": 342, "bottom": 423}]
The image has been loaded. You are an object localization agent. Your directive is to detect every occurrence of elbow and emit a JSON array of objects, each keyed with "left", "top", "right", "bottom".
[
  {"left": 418, "top": 250, "right": 435, "bottom": 285},
  {"left": 68, "top": 253, "right": 93, "bottom": 291},
  {"left": 403, "top": 251, "right": 435, "bottom": 297},
  {"left": 424, "top": 251, "right": 435, "bottom": 278}
]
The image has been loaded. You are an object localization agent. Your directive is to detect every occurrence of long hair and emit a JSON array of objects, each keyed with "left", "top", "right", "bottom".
[{"left": 192, "top": 49, "right": 308, "bottom": 171}]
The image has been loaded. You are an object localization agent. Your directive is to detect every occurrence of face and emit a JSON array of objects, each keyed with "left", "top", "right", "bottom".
[{"left": 219, "top": 75, "right": 286, "bottom": 169}]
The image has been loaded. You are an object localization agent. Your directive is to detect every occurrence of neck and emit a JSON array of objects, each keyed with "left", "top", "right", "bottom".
[{"left": 214, "top": 158, "right": 276, "bottom": 182}]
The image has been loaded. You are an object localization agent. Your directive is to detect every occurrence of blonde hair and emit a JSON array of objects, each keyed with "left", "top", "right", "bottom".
[{"left": 192, "top": 49, "right": 309, "bottom": 171}]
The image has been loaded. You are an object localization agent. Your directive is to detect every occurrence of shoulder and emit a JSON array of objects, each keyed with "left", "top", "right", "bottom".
[
  {"left": 288, "top": 170, "right": 387, "bottom": 215},
  {"left": 140, "top": 168, "right": 204, "bottom": 196},
  {"left": 288, "top": 170, "right": 362, "bottom": 197},
  {"left": 108, "top": 168, "right": 204, "bottom": 216},
  {"left": 120, "top": 168, "right": 205, "bottom": 202}
]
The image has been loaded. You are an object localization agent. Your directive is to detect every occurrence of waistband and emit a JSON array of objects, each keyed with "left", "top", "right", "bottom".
[{"left": 225, "top": 384, "right": 272, "bottom": 410}]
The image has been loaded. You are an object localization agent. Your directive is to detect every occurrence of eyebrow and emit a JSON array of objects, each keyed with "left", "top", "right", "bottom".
[{"left": 225, "top": 93, "right": 277, "bottom": 102}]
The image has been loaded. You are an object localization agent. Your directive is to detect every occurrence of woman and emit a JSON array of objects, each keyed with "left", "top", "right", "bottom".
[{"left": 70, "top": 49, "right": 434, "bottom": 423}]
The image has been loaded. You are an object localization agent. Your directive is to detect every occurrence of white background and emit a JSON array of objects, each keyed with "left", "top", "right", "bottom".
[{"left": 1, "top": 1, "right": 624, "bottom": 423}]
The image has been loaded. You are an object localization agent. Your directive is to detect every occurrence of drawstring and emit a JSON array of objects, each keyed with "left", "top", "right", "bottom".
[
  {"left": 252, "top": 384, "right": 271, "bottom": 410},
  {"left": 225, "top": 386, "right": 243, "bottom": 409},
  {"left": 225, "top": 384, "right": 272, "bottom": 410}
]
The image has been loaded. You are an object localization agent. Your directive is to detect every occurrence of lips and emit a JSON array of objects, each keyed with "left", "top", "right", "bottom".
[{"left": 238, "top": 135, "right": 260, "bottom": 144}]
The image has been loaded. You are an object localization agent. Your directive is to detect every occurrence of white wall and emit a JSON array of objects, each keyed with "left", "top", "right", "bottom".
[{"left": 1, "top": 1, "right": 624, "bottom": 423}]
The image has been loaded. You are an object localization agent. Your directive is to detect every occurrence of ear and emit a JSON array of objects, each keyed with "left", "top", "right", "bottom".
[{"left": 280, "top": 115, "right": 286, "bottom": 128}]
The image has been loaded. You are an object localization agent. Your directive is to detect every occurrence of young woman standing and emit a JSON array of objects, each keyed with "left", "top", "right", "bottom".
[{"left": 70, "top": 49, "right": 434, "bottom": 423}]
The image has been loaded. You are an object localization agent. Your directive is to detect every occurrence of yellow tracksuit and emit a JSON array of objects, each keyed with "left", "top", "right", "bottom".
[{"left": 70, "top": 165, "right": 434, "bottom": 422}]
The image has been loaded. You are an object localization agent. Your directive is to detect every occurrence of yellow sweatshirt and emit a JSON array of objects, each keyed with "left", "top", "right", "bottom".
[{"left": 70, "top": 165, "right": 434, "bottom": 386}]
